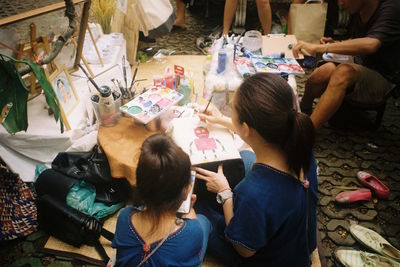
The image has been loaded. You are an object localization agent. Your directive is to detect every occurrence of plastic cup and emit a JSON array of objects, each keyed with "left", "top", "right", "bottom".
[{"left": 243, "top": 30, "right": 262, "bottom": 52}]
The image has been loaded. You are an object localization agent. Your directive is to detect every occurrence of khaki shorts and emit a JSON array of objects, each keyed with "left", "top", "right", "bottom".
[{"left": 346, "top": 64, "right": 395, "bottom": 105}]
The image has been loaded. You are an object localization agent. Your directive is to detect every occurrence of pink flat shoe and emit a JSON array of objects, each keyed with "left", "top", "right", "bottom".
[
  {"left": 357, "top": 171, "right": 390, "bottom": 199},
  {"left": 335, "top": 189, "right": 372, "bottom": 204}
]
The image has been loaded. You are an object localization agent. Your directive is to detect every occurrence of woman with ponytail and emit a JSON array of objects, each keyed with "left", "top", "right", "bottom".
[
  {"left": 195, "top": 73, "right": 318, "bottom": 266},
  {"left": 112, "top": 134, "right": 211, "bottom": 266}
]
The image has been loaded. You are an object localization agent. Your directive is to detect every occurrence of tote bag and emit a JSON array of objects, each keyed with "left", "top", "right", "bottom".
[
  {"left": 288, "top": 0, "right": 328, "bottom": 44},
  {"left": 131, "top": 0, "right": 175, "bottom": 38}
]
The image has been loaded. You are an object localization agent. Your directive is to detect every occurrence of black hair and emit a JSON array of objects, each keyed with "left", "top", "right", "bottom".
[
  {"left": 136, "top": 134, "right": 191, "bottom": 227},
  {"left": 234, "top": 73, "right": 315, "bottom": 178}
]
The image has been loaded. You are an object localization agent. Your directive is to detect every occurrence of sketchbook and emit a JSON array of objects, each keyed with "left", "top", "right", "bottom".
[
  {"left": 251, "top": 56, "right": 305, "bottom": 75},
  {"left": 169, "top": 117, "right": 241, "bottom": 165}
]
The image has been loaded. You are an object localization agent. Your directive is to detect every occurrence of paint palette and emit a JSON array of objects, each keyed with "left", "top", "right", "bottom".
[
  {"left": 120, "top": 86, "right": 184, "bottom": 124},
  {"left": 251, "top": 57, "right": 305, "bottom": 75}
]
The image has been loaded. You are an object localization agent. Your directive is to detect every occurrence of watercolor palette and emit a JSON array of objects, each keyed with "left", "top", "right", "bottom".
[
  {"left": 120, "top": 86, "right": 184, "bottom": 124},
  {"left": 251, "top": 57, "right": 305, "bottom": 75}
]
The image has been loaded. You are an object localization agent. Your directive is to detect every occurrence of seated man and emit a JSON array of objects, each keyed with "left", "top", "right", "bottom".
[
  {"left": 293, "top": 0, "right": 400, "bottom": 130},
  {"left": 223, "top": 0, "right": 272, "bottom": 35}
]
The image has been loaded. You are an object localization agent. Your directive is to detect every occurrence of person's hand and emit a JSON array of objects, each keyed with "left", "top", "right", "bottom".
[
  {"left": 194, "top": 165, "right": 230, "bottom": 193},
  {"left": 293, "top": 41, "right": 319, "bottom": 58},
  {"left": 198, "top": 102, "right": 222, "bottom": 124},
  {"left": 181, "top": 194, "right": 197, "bottom": 219},
  {"left": 320, "top": 37, "right": 335, "bottom": 44}
]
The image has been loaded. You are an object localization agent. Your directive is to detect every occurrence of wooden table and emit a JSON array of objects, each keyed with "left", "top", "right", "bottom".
[
  {"left": 98, "top": 55, "right": 207, "bottom": 185},
  {"left": 0, "top": 0, "right": 91, "bottom": 70}
]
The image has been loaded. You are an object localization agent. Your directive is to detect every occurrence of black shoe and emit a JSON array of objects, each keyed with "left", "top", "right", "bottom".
[{"left": 139, "top": 32, "right": 156, "bottom": 43}]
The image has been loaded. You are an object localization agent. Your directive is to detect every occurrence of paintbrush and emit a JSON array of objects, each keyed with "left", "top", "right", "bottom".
[
  {"left": 78, "top": 64, "right": 101, "bottom": 93},
  {"left": 203, "top": 94, "right": 213, "bottom": 113},
  {"left": 122, "top": 55, "right": 128, "bottom": 91},
  {"left": 130, "top": 64, "right": 139, "bottom": 89}
]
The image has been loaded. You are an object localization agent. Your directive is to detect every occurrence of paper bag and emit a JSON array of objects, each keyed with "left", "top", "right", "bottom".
[{"left": 288, "top": 0, "right": 328, "bottom": 44}]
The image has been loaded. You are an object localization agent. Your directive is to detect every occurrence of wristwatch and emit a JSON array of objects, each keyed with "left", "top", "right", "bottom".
[{"left": 216, "top": 190, "right": 233, "bottom": 205}]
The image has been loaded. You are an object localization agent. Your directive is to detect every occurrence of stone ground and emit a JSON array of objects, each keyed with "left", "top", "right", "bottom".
[{"left": 1, "top": 1, "right": 399, "bottom": 266}]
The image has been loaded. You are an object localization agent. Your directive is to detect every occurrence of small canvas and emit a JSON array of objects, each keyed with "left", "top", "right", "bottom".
[{"left": 170, "top": 117, "right": 241, "bottom": 165}]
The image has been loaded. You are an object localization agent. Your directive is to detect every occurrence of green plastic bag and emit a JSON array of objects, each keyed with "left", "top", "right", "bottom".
[{"left": 66, "top": 181, "right": 123, "bottom": 220}]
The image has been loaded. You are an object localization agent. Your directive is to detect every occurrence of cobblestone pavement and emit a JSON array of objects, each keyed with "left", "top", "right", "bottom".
[{"left": 1, "top": 1, "right": 399, "bottom": 266}]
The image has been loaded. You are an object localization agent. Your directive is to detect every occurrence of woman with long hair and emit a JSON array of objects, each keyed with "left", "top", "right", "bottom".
[{"left": 195, "top": 73, "right": 318, "bottom": 266}]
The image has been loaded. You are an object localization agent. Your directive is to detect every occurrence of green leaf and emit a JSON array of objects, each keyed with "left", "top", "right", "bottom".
[
  {"left": 0, "top": 57, "right": 29, "bottom": 134},
  {"left": 25, "top": 60, "right": 64, "bottom": 133}
]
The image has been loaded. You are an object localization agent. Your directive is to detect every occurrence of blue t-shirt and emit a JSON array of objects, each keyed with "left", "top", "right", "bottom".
[
  {"left": 224, "top": 159, "right": 318, "bottom": 266},
  {"left": 112, "top": 207, "right": 203, "bottom": 267}
]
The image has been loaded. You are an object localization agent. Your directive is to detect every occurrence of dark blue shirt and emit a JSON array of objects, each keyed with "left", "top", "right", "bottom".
[
  {"left": 225, "top": 158, "right": 318, "bottom": 266},
  {"left": 112, "top": 207, "right": 203, "bottom": 267}
]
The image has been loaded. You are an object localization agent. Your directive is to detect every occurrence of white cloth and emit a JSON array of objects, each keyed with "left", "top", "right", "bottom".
[{"left": 0, "top": 36, "right": 131, "bottom": 182}]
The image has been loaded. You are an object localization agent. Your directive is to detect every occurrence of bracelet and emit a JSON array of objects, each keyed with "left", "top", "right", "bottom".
[
  {"left": 217, "top": 187, "right": 232, "bottom": 193},
  {"left": 324, "top": 43, "right": 329, "bottom": 54}
]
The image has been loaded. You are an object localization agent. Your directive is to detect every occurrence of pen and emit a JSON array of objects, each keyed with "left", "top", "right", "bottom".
[{"left": 203, "top": 94, "right": 213, "bottom": 113}]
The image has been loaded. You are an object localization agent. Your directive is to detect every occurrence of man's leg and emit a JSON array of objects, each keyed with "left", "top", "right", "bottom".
[
  {"left": 223, "top": 0, "right": 239, "bottom": 35},
  {"left": 174, "top": 0, "right": 186, "bottom": 29},
  {"left": 310, "top": 63, "right": 358, "bottom": 129},
  {"left": 300, "top": 62, "right": 337, "bottom": 113},
  {"left": 255, "top": 0, "right": 272, "bottom": 35}
]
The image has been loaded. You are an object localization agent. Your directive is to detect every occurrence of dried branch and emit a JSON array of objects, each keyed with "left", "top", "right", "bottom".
[{"left": 19, "top": 0, "right": 76, "bottom": 76}]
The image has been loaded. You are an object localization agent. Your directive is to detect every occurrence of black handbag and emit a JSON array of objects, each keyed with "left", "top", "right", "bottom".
[
  {"left": 38, "top": 194, "right": 114, "bottom": 264},
  {"left": 52, "top": 145, "right": 112, "bottom": 186},
  {"left": 51, "top": 145, "right": 131, "bottom": 204}
]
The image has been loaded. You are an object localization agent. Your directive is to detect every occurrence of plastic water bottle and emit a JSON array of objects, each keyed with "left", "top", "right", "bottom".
[
  {"left": 178, "top": 77, "right": 191, "bottom": 106},
  {"left": 217, "top": 48, "right": 227, "bottom": 74},
  {"left": 98, "top": 86, "right": 116, "bottom": 126}
]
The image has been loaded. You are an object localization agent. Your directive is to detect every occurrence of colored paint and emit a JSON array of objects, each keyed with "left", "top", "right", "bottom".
[
  {"left": 144, "top": 101, "right": 153, "bottom": 108},
  {"left": 156, "top": 98, "right": 172, "bottom": 108},
  {"left": 148, "top": 93, "right": 161, "bottom": 101},
  {"left": 128, "top": 106, "right": 142, "bottom": 114}
]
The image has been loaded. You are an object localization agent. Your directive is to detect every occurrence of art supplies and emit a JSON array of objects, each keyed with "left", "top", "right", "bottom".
[
  {"left": 217, "top": 47, "right": 227, "bottom": 74},
  {"left": 120, "top": 86, "right": 183, "bottom": 124},
  {"left": 169, "top": 117, "right": 241, "bottom": 165},
  {"left": 243, "top": 30, "right": 262, "bottom": 52},
  {"left": 235, "top": 57, "right": 256, "bottom": 78},
  {"left": 122, "top": 55, "right": 128, "bottom": 90},
  {"left": 322, "top": 53, "right": 353, "bottom": 63},
  {"left": 177, "top": 77, "right": 191, "bottom": 106},
  {"left": 251, "top": 56, "right": 305, "bottom": 75},
  {"left": 164, "top": 67, "right": 174, "bottom": 89},
  {"left": 78, "top": 64, "right": 101, "bottom": 92},
  {"left": 203, "top": 94, "right": 213, "bottom": 113}
]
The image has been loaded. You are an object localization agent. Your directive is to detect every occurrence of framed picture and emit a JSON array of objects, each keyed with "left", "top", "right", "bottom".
[
  {"left": 49, "top": 66, "right": 79, "bottom": 116},
  {"left": 47, "top": 66, "right": 80, "bottom": 131}
]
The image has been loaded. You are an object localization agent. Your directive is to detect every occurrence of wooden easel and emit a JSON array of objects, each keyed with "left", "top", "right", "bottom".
[{"left": 15, "top": 23, "right": 59, "bottom": 97}]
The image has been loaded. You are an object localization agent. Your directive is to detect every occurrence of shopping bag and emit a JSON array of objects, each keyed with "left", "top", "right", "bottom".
[
  {"left": 130, "top": 0, "right": 175, "bottom": 38},
  {"left": 288, "top": 0, "right": 328, "bottom": 44}
]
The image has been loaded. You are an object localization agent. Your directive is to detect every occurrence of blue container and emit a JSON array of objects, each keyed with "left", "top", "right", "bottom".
[{"left": 217, "top": 48, "right": 227, "bottom": 74}]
